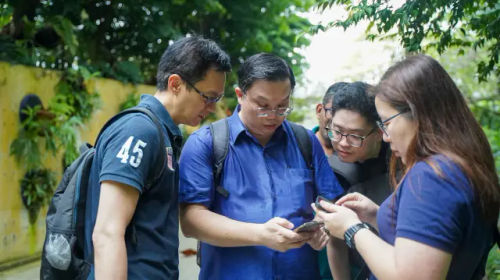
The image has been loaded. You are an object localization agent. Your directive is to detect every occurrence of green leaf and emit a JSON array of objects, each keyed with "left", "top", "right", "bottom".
[
  {"left": 51, "top": 16, "right": 78, "bottom": 55},
  {"left": 0, "top": 4, "right": 13, "bottom": 29},
  {"left": 114, "top": 61, "right": 144, "bottom": 84}
]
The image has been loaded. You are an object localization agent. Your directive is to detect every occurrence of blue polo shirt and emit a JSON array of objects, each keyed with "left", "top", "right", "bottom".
[
  {"left": 179, "top": 107, "right": 343, "bottom": 280},
  {"left": 84, "top": 95, "right": 182, "bottom": 279},
  {"left": 376, "top": 155, "right": 495, "bottom": 280}
]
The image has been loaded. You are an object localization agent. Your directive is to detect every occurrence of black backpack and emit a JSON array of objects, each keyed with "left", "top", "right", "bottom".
[
  {"left": 196, "top": 118, "right": 313, "bottom": 265},
  {"left": 40, "top": 107, "right": 165, "bottom": 280}
]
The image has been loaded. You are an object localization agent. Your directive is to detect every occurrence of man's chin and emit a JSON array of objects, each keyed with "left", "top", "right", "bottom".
[
  {"left": 189, "top": 120, "right": 202, "bottom": 127},
  {"left": 187, "top": 115, "right": 205, "bottom": 126},
  {"left": 337, "top": 151, "right": 356, "bottom": 163}
]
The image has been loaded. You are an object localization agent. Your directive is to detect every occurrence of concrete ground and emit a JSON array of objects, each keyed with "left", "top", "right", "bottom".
[{"left": 0, "top": 229, "right": 200, "bottom": 280}]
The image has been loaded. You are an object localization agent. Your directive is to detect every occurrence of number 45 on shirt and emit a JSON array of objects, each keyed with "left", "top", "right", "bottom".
[{"left": 116, "top": 136, "right": 147, "bottom": 168}]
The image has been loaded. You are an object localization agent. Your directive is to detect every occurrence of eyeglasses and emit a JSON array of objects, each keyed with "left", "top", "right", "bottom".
[
  {"left": 323, "top": 106, "right": 334, "bottom": 118},
  {"left": 242, "top": 92, "right": 293, "bottom": 118},
  {"left": 376, "top": 110, "right": 409, "bottom": 136},
  {"left": 256, "top": 106, "right": 293, "bottom": 118},
  {"left": 327, "top": 127, "right": 375, "bottom": 148},
  {"left": 178, "top": 74, "right": 224, "bottom": 104}
]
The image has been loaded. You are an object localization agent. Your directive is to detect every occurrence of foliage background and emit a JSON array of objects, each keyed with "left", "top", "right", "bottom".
[
  {"left": 312, "top": 0, "right": 500, "bottom": 177},
  {"left": 0, "top": 0, "right": 315, "bottom": 112},
  {"left": 0, "top": 0, "right": 499, "bottom": 276}
]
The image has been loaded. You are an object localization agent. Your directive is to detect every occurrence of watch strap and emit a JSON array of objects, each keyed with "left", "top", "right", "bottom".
[{"left": 344, "top": 222, "right": 377, "bottom": 249}]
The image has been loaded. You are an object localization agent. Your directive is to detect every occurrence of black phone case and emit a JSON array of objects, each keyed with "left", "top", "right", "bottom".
[
  {"left": 294, "top": 221, "right": 321, "bottom": 233},
  {"left": 315, "top": 195, "right": 334, "bottom": 212}
]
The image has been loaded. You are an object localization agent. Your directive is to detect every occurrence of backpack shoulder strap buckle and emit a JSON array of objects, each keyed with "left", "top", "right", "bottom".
[{"left": 210, "top": 118, "right": 230, "bottom": 198}]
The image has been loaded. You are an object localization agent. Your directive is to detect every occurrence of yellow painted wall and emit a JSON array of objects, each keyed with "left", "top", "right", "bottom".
[{"left": 0, "top": 62, "right": 155, "bottom": 266}]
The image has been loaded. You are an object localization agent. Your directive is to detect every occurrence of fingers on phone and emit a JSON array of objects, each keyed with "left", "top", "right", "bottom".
[
  {"left": 289, "top": 240, "right": 306, "bottom": 249},
  {"left": 319, "top": 200, "right": 336, "bottom": 212},
  {"left": 341, "top": 200, "right": 358, "bottom": 209},
  {"left": 336, "top": 192, "right": 362, "bottom": 205},
  {"left": 282, "top": 228, "right": 303, "bottom": 241},
  {"left": 273, "top": 217, "right": 294, "bottom": 229}
]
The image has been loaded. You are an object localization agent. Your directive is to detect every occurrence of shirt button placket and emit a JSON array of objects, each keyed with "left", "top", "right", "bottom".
[
  {"left": 264, "top": 147, "right": 277, "bottom": 279},
  {"left": 263, "top": 148, "right": 276, "bottom": 209}
]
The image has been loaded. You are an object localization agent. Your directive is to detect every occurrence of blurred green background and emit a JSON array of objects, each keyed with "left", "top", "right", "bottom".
[{"left": 0, "top": 0, "right": 498, "bottom": 277}]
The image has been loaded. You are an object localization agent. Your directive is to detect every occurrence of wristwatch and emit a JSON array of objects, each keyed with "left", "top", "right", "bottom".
[{"left": 344, "top": 222, "right": 377, "bottom": 249}]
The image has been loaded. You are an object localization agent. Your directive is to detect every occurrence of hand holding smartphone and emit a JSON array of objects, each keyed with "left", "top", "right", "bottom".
[
  {"left": 293, "top": 221, "right": 323, "bottom": 233},
  {"left": 315, "top": 195, "right": 334, "bottom": 212}
]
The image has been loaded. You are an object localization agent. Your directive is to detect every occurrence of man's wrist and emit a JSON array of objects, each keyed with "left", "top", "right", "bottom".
[
  {"left": 343, "top": 222, "right": 377, "bottom": 249},
  {"left": 252, "top": 223, "right": 266, "bottom": 246},
  {"left": 343, "top": 219, "right": 361, "bottom": 234}
]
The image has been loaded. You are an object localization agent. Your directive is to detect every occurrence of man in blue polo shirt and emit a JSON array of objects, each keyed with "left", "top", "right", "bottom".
[
  {"left": 179, "top": 53, "right": 343, "bottom": 279},
  {"left": 83, "top": 36, "right": 231, "bottom": 279}
]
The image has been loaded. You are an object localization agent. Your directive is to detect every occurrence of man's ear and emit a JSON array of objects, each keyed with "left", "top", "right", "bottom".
[
  {"left": 315, "top": 103, "right": 323, "bottom": 119},
  {"left": 167, "top": 74, "right": 183, "bottom": 95},
  {"left": 235, "top": 87, "right": 244, "bottom": 102}
]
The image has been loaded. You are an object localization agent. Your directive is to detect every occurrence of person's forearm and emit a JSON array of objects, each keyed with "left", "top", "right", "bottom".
[
  {"left": 368, "top": 207, "right": 379, "bottom": 230},
  {"left": 180, "top": 206, "right": 262, "bottom": 247},
  {"left": 352, "top": 229, "right": 398, "bottom": 280},
  {"left": 93, "top": 233, "right": 127, "bottom": 280},
  {"left": 328, "top": 237, "right": 351, "bottom": 280}
]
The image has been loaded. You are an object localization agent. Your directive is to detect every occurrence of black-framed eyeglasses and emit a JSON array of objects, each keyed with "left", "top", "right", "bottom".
[
  {"left": 376, "top": 110, "right": 409, "bottom": 136},
  {"left": 178, "top": 74, "right": 224, "bottom": 104},
  {"left": 326, "top": 127, "right": 376, "bottom": 148},
  {"left": 323, "top": 106, "right": 334, "bottom": 118}
]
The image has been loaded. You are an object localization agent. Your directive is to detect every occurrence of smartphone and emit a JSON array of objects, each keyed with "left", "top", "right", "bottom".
[
  {"left": 315, "top": 195, "right": 334, "bottom": 212},
  {"left": 294, "top": 221, "right": 322, "bottom": 233}
]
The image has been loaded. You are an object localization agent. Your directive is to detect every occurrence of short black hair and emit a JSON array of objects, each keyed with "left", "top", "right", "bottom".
[
  {"left": 156, "top": 36, "right": 231, "bottom": 90},
  {"left": 330, "top": 81, "right": 379, "bottom": 126},
  {"left": 323, "top": 82, "right": 349, "bottom": 105},
  {"left": 237, "top": 53, "right": 295, "bottom": 93}
]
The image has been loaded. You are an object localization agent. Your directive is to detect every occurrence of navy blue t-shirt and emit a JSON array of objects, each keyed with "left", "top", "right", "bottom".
[
  {"left": 376, "top": 155, "right": 495, "bottom": 279},
  {"left": 84, "top": 95, "right": 182, "bottom": 279}
]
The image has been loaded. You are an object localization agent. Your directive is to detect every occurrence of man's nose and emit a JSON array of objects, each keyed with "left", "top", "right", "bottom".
[
  {"left": 339, "top": 135, "right": 350, "bottom": 147},
  {"left": 265, "top": 111, "right": 278, "bottom": 120},
  {"left": 382, "top": 132, "right": 391, "bottom": 143},
  {"left": 206, "top": 101, "right": 216, "bottom": 113}
]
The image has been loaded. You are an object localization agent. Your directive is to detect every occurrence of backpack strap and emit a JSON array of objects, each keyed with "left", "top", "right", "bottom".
[
  {"left": 96, "top": 107, "right": 168, "bottom": 250},
  {"left": 209, "top": 118, "right": 230, "bottom": 198},
  {"left": 289, "top": 122, "right": 313, "bottom": 170},
  {"left": 95, "top": 107, "right": 166, "bottom": 191},
  {"left": 328, "top": 154, "right": 361, "bottom": 185},
  {"left": 208, "top": 120, "right": 313, "bottom": 199},
  {"left": 197, "top": 118, "right": 229, "bottom": 267}
]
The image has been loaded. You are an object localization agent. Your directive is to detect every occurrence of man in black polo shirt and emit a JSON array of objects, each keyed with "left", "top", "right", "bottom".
[
  {"left": 84, "top": 36, "right": 231, "bottom": 279},
  {"left": 316, "top": 82, "right": 392, "bottom": 280}
]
